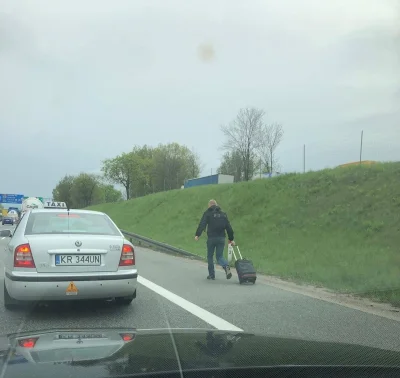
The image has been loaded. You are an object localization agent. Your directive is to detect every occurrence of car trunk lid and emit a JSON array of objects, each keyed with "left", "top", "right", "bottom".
[{"left": 25, "top": 234, "right": 124, "bottom": 273}]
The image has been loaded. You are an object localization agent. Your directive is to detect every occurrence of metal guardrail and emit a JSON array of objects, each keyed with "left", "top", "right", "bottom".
[{"left": 121, "top": 229, "right": 203, "bottom": 260}]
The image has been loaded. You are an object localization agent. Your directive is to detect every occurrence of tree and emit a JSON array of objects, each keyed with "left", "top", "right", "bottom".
[
  {"left": 102, "top": 152, "right": 143, "bottom": 200},
  {"left": 71, "top": 173, "right": 101, "bottom": 208},
  {"left": 187, "top": 148, "right": 203, "bottom": 179},
  {"left": 152, "top": 143, "right": 201, "bottom": 191},
  {"left": 254, "top": 157, "right": 271, "bottom": 179},
  {"left": 221, "top": 107, "right": 264, "bottom": 181},
  {"left": 258, "top": 123, "right": 284, "bottom": 173},
  {"left": 52, "top": 175, "right": 122, "bottom": 208},
  {"left": 55, "top": 142, "right": 202, "bottom": 203},
  {"left": 52, "top": 175, "right": 75, "bottom": 206},
  {"left": 129, "top": 146, "right": 154, "bottom": 197},
  {"left": 218, "top": 151, "right": 246, "bottom": 182},
  {"left": 99, "top": 184, "right": 123, "bottom": 203}
]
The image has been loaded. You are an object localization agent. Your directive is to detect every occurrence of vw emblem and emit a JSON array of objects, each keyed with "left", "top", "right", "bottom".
[{"left": 75, "top": 241, "right": 82, "bottom": 247}]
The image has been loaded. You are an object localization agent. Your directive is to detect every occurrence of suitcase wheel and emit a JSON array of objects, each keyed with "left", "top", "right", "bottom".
[
  {"left": 239, "top": 277, "right": 257, "bottom": 285},
  {"left": 239, "top": 278, "right": 256, "bottom": 285}
]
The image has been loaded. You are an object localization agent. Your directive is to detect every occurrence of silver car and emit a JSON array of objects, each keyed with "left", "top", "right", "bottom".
[{"left": 3, "top": 209, "right": 137, "bottom": 310}]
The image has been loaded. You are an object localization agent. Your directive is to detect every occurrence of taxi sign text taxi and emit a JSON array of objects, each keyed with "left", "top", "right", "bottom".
[{"left": 44, "top": 201, "right": 67, "bottom": 208}]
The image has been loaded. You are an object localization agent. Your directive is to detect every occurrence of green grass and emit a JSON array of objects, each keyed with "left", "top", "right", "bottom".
[{"left": 88, "top": 162, "right": 400, "bottom": 306}]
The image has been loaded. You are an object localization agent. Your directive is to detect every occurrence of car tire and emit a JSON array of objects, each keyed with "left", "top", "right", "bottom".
[
  {"left": 4, "top": 282, "right": 19, "bottom": 310},
  {"left": 115, "top": 290, "right": 136, "bottom": 306}
]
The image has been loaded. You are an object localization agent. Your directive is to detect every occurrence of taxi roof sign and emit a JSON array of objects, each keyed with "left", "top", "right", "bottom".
[{"left": 44, "top": 201, "right": 67, "bottom": 209}]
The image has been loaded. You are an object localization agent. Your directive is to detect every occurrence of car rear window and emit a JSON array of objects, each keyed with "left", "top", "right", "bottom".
[{"left": 24, "top": 212, "right": 121, "bottom": 236}]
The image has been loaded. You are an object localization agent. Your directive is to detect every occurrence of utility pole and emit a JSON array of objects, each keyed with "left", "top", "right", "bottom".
[
  {"left": 359, "top": 130, "right": 363, "bottom": 164},
  {"left": 303, "top": 144, "right": 306, "bottom": 173}
]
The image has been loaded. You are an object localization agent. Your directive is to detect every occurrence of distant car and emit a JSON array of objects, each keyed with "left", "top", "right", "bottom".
[
  {"left": 3, "top": 208, "right": 137, "bottom": 310},
  {"left": 2, "top": 217, "right": 14, "bottom": 226}
]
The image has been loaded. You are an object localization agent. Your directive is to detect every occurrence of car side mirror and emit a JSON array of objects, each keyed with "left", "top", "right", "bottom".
[{"left": 0, "top": 230, "right": 12, "bottom": 238}]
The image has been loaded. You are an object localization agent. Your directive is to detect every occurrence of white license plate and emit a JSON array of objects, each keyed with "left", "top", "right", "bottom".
[{"left": 55, "top": 255, "right": 101, "bottom": 266}]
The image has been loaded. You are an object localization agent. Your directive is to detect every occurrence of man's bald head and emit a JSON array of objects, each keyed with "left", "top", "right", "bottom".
[{"left": 208, "top": 199, "right": 217, "bottom": 208}]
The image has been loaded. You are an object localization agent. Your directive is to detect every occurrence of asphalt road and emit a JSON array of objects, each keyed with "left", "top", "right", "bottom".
[{"left": 1, "top": 223, "right": 400, "bottom": 352}]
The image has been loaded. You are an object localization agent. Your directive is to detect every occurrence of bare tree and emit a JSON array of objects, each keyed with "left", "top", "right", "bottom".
[
  {"left": 221, "top": 107, "right": 264, "bottom": 181},
  {"left": 259, "top": 123, "right": 284, "bottom": 174}
]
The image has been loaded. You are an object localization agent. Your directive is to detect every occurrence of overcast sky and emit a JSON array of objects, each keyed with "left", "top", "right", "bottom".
[{"left": 1, "top": 0, "right": 399, "bottom": 198}]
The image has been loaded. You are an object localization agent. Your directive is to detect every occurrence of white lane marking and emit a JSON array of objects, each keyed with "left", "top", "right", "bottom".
[{"left": 138, "top": 276, "right": 243, "bottom": 332}]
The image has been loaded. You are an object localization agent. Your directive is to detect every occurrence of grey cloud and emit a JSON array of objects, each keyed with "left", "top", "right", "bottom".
[
  {"left": 0, "top": 0, "right": 399, "bottom": 196},
  {"left": 329, "top": 27, "right": 400, "bottom": 77}
]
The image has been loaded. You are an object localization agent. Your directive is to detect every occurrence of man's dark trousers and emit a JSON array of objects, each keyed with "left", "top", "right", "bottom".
[{"left": 207, "top": 237, "right": 229, "bottom": 278}]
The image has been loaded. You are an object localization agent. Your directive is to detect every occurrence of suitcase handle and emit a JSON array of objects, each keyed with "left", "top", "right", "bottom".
[
  {"left": 229, "top": 244, "right": 237, "bottom": 262},
  {"left": 229, "top": 245, "right": 243, "bottom": 261},
  {"left": 235, "top": 246, "right": 243, "bottom": 260}
]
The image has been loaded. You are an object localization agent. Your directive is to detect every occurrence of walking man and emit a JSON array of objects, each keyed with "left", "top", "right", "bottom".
[{"left": 194, "top": 199, "right": 234, "bottom": 280}]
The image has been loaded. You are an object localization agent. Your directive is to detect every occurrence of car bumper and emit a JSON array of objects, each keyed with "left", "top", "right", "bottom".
[{"left": 5, "top": 271, "right": 138, "bottom": 301}]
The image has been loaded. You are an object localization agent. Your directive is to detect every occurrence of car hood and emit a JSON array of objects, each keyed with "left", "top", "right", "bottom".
[{"left": 0, "top": 328, "right": 399, "bottom": 377}]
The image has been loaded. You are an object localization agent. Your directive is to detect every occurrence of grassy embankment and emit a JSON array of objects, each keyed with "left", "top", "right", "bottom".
[{"left": 88, "top": 162, "right": 400, "bottom": 305}]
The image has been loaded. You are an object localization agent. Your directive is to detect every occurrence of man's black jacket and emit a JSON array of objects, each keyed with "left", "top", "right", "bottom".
[{"left": 195, "top": 205, "right": 234, "bottom": 241}]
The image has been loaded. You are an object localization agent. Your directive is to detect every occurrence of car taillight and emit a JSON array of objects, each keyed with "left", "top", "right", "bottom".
[
  {"left": 120, "top": 333, "right": 135, "bottom": 342},
  {"left": 14, "top": 243, "right": 36, "bottom": 268},
  {"left": 119, "top": 244, "right": 135, "bottom": 266},
  {"left": 18, "top": 337, "right": 38, "bottom": 348}
]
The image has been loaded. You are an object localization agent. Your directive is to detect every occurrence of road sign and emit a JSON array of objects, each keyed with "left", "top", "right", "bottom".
[{"left": 0, "top": 194, "right": 24, "bottom": 204}]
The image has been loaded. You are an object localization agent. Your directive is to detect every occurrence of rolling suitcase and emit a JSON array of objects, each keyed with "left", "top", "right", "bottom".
[{"left": 230, "top": 244, "right": 257, "bottom": 284}]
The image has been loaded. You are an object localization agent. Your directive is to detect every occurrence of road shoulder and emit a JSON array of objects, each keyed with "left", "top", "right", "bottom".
[{"left": 137, "top": 244, "right": 400, "bottom": 322}]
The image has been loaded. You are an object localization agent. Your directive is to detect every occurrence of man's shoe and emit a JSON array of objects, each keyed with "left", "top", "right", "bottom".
[
  {"left": 207, "top": 275, "right": 215, "bottom": 280},
  {"left": 224, "top": 266, "right": 232, "bottom": 279}
]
